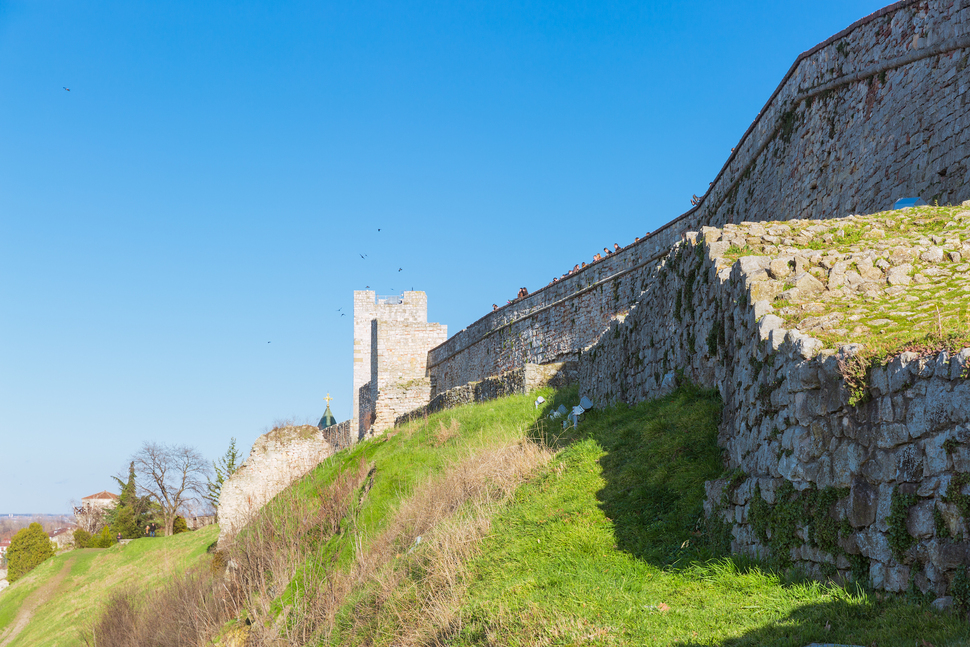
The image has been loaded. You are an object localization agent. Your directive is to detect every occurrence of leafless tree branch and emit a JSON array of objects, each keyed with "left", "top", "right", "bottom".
[{"left": 131, "top": 441, "right": 211, "bottom": 536}]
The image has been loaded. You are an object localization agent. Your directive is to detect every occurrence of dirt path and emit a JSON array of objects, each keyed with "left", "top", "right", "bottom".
[{"left": 0, "top": 555, "right": 76, "bottom": 647}]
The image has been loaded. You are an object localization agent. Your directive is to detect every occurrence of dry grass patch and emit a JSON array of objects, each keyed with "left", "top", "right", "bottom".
[
  {"left": 340, "top": 439, "right": 552, "bottom": 646},
  {"left": 431, "top": 418, "right": 459, "bottom": 446},
  {"left": 217, "top": 434, "right": 551, "bottom": 646}
]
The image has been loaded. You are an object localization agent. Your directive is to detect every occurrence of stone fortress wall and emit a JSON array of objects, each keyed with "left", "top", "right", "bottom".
[
  {"left": 578, "top": 213, "right": 970, "bottom": 595},
  {"left": 426, "top": 0, "right": 970, "bottom": 395},
  {"left": 226, "top": 1, "right": 970, "bottom": 567}
]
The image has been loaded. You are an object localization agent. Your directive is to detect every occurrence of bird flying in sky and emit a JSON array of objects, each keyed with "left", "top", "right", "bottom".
[{"left": 63, "top": 87, "right": 70, "bottom": 91}]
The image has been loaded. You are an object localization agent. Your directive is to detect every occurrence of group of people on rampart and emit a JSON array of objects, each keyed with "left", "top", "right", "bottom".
[{"left": 489, "top": 231, "right": 653, "bottom": 313}]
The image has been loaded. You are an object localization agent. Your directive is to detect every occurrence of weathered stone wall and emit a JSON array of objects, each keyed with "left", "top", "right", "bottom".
[
  {"left": 428, "top": 0, "right": 970, "bottom": 395},
  {"left": 371, "top": 320, "right": 448, "bottom": 432},
  {"left": 578, "top": 214, "right": 970, "bottom": 595},
  {"left": 396, "top": 361, "right": 577, "bottom": 425},
  {"left": 218, "top": 420, "right": 351, "bottom": 545},
  {"left": 427, "top": 231, "right": 678, "bottom": 395}
]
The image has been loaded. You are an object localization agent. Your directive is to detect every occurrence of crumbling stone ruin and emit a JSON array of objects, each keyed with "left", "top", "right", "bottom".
[{"left": 217, "top": 420, "right": 352, "bottom": 546}]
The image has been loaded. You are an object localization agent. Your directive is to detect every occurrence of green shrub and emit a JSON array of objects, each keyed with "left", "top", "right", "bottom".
[
  {"left": 173, "top": 516, "right": 189, "bottom": 534},
  {"left": 7, "top": 522, "right": 55, "bottom": 582},
  {"left": 89, "top": 526, "right": 116, "bottom": 548},
  {"left": 73, "top": 528, "right": 92, "bottom": 548}
]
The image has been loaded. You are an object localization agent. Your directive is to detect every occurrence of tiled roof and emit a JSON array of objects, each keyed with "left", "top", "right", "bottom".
[{"left": 82, "top": 490, "right": 120, "bottom": 500}]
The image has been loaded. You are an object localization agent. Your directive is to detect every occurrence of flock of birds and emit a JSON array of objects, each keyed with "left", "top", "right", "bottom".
[{"left": 333, "top": 228, "right": 408, "bottom": 319}]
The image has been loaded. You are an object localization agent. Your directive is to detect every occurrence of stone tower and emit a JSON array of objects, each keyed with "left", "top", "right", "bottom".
[{"left": 353, "top": 291, "right": 447, "bottom": 436}]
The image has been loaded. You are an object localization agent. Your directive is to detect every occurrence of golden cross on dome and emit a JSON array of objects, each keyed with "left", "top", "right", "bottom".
[{"left": 324, "top": 393, "right": 333, "bottom": 407}]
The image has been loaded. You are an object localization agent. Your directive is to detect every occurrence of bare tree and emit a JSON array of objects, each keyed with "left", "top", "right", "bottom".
[{"left": 131, "top": 442, "right": 211, "bottom": 536}]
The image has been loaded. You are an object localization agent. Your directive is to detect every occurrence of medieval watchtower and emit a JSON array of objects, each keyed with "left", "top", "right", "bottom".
[{"left": 353, "top": 291, "right": 447, "bottom": 436}]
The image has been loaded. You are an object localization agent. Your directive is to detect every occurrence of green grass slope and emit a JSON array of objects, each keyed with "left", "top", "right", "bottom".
[
  {"left": 0, "top": 524, "right": 218, "bottom": 647},
  {"left": 58, "top": 387, "right": 970, "bottom": 646},
  {"left": 450, "top": 387, "right": 970, "bottom": 646},
  {"left": 222, "top": 387, "right": 970, "bottom": 647}
]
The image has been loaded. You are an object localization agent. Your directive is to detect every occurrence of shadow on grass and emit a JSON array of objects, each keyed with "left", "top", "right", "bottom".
[
  {"left": 674, "top": 595, "right": 970, "bottom": 647},
  {"left": 529, "top": 382, "right": 727, "bottom": 567},
  {"left": 527, "top": 384, "right": 970, "bottom": 645}
]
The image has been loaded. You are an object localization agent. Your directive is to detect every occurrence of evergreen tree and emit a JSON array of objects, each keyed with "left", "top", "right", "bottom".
[
  {"left": 108, "top": 461, "right": 158, "bottom": 538},
  {"left": 90, "top": 526, "right": 115, "bottom": 548},
  {"left": 172, "top": 515, "right": 188, "bottom": 534},
  {"left": 7, "top": 522, "right": 54, "bottom": 582},
  {"left": 206, "top": 437, "right": 241, "bottom": 507},
  {"left": 73, "top": 528, "right": 92, "bottom": 548}
]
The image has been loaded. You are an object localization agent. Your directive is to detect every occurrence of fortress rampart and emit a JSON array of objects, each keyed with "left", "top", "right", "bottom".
[
  {"left": 578, "top": 209, "right": 970, "bottom": 594},
  {"left": 428, "top": 0, "right": 970, "bottom": 394}
]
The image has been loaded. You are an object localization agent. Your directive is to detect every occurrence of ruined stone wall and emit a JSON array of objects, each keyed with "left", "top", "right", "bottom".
[
  {"left": 218, "top": 420, "right": 351, "bottom": 545},
  {"left": 578, "top": 213, "right": 970, "bottom": 596},
  {"left": 428, "top": 0, "right": 970, "bottom": 395}
]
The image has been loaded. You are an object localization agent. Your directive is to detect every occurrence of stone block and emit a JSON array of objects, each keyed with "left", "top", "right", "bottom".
[
  {"left": 920, "top": 246, "right": 945, "bottom": 263},
  {"left": 738, "top": 256, "right": 772, "bottom": 275},
  {"left": 750, "top": 280, "right": 782, "bottom": 301},
  {"left": 887, "top": 263, "right": 914, "bottom": 285},
  {"left": 904, "top": 499, "right": 935, "bottom": 542},
  {"left": 792, "top": 271, "right": 825, "bottom": 296},
  {"left": 894, "top": 444, "right": 924, "bottom": 482},
  {"left": 758, "top": 314, "right": 786, "bottom": 342},
  {"left": 858, "top": 528, "right": 892, "bottom": 564},
  {"left": 848, "top": 477, "right": 877, "bottom": 527},
  {"left": 875, "top": 422, "right": 908, "bottom": 449},
  {"left": 927, "top": 538, "right": 970, "bottom": 570},
  {"left": 831, "top": 441, "right": 863, "bottom": 487},
  {"left": 923, "top": 434, "right": 949, "bottom": 477},
  {"left": 885, "top": 564, "right": 911, "bottom": 592}
]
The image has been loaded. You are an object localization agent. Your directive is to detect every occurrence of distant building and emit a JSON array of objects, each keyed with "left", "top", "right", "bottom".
[
  {"left": 48, "top": 526, "right": 76, "bottom": 550},
  {"left": 74, "top": 490, "right": 119, "bottom": 533},
  {"left": 80, "top": 490, "right": 120, "bottom": 511},
  {"left": 0, "top": 538, "right": 10, "bottom": 564}
]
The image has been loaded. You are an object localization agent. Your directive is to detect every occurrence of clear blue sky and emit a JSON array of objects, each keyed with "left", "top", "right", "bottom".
[{"left": 1, "top": 0, "right": 888, "bottom": 513}]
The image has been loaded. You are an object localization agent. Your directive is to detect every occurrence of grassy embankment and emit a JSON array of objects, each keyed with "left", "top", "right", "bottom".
[
  {"left": 229, "top": 386, "right": 969, "bottom": 646},
  {"left": 7, "top": 386, "right": 970, "bottom": 645},
  {"left": 0, "top": 525, "right": 217, "bottom": 647}
]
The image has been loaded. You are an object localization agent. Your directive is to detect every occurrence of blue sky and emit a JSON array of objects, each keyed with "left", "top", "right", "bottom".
[{"left": 0, "top": 0, "right": 888, "bottom": 513}]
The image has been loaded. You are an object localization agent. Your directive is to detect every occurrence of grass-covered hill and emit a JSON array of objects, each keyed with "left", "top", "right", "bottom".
[
  {"left": 8, "top": 386, "right": 968, "bottom": 646},
  {"left": 0, "top": 524, "right": 217, "bottom": 647}
]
